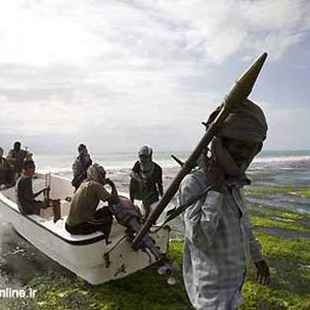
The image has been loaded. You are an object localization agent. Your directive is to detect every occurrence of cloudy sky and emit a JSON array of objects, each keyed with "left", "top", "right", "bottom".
[{"left": 0, "top": 0, "right": 309, "bottom": 154}]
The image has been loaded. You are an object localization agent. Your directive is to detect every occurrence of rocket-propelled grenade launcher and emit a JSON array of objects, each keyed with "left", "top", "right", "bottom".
[{"left": 132, "top": 52, "right": 268, "bottom": 249}]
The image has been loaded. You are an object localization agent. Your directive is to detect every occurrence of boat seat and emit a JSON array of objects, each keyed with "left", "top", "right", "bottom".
[
  {"left": 40, "top": 216, "right": 126, "bottom": 245},
  {"left": 41, "top": 217, "right": 108, "bottom": 243}
]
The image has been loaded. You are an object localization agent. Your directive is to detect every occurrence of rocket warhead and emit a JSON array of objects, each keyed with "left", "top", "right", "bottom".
[{"left": 225, "top": 52, "right": 268, "bottom": 111}]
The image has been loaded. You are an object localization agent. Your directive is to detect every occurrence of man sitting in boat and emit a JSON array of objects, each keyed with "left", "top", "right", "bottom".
[
  {"left": 16, "top": 160, "right": 50, "bottom": 215},
  {"left": 129, "top": 145, "right": 164, "bottom": 220},
  {"left": 66, "top": 164, "right": 119, "bottom": 243},
  {"left": 71, "top": 143, "right": 93, "bottom": 191}
]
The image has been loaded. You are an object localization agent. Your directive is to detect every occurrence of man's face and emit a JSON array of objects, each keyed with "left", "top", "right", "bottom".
[
  {"left": 26, "top": 166, "right": 35, "bottom": 176},
  {"left": 79, "top": 148, "right": 88, "bottom": 156},
  {"left": 14, "top": 143, "right": 21, "bottom": 152},
  {"left": 139, "top": 155, "right": 151, "bottom": 164},
  {"left": 224, "top": 138, "right": 262, "bottom": 168},
  {"left": 98, "top": 167, "right": 106, "bottom": 184}
]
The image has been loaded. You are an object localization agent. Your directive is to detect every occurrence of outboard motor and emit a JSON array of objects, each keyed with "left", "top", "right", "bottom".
[{"left": 110, "top": 196, "right": 176, "bottom": 285}]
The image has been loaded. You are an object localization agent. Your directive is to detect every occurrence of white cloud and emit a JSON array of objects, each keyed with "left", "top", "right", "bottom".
[
  {"left": 0, "top": 2, "right": 98, "bottom": 65},
  {"left": 1, "top": 0, "right": 308, "bottom": 66},
  {"left": 261, "top": 103, "right": 310, "bottom": 150},
  {"left": 147, "top": 0, "right": 310, "bottom": 62},
  {"left": 0, "top": 0, "right": 309, "bottom": 151}
]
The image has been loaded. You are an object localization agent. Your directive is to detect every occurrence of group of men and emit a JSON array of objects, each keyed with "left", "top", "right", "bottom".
[
  {"left": 0, "top": 141, "right": 34, "bottom": 188},
  {"left": 66, "top": 99, "right": 270, "bottom": 309},
  {"left": 11, "top": 98, "right": 270, "bottom": 309},
  {"left": 0, "top": 142, "right": 51, "bottom": 216},
  {"left": 66, "top": 144, "right": 164, "bottom": 243}
]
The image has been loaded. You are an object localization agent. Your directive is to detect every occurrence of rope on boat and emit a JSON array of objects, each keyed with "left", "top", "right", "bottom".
[
  {"left": 103, "top": 235, "right": 128, "bottom": 268},
  {"left": 105, "top": 235, "right": 127, "bottom": 255}
]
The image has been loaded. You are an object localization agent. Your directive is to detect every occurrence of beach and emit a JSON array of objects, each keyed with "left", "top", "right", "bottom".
[{"left": 0, "top": 150, "right": 310, "bottom": 309}]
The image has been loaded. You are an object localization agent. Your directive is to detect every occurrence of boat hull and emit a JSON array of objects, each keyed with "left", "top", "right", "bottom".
[{"left": 0, "top": 175, "right": 170, "bottom": 285}]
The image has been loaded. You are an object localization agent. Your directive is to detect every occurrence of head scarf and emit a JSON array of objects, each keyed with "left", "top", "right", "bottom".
[
  {"left": 204, "top": 99, "right": 268, "bottom": 185},
  {"left": 78, "top": 143, "right": 87, "bottom": 153},
  {"left": 219, "top": 99, "right": 267, "bottom": 142},
  {"left": 24, "top": 160, "right": 36, "bottom": 170},
  {"left": 87, "top": 164, "right": 106, "bottom": 184},
  {"left": 206, "top": 99, "right": 267, "bottom": 143},
  {"left": 13, "top": 141, "right": 21, "bottom": 152},
  {"left": 138, "top": 145, "right": 153, "bottom": 159},
  {"left": 138, "top": 145, "right": 154, "bottom": 179}
]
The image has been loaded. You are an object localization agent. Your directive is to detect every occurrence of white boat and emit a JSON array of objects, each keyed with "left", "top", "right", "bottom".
[{"left": 0, "top": 174, "right": 171, "bottom": 285}]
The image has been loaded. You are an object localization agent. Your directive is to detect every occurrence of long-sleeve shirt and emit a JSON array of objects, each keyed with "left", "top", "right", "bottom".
[
  {"left": 71, "top": 154, "right": 92, "bottom": 190},
  {"left": 130, "top": 161, "right": 163, "bottom": 204},
  {"left": 16, "top": 175, "right": 35, "bottom": 214},
  {"left": 7, "top": 149, "right": 28, "bottom": 174},
  {"left": 178, "top": 169, "right": 262, "bottom": 310}
]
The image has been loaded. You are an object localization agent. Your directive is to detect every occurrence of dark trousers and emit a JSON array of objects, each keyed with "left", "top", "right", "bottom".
[
  {"left": 19, "top": 200, "right": 43, "bottom": 216},
  {"left": 65, "top": 208, "right": 113, "bottom": 242}
]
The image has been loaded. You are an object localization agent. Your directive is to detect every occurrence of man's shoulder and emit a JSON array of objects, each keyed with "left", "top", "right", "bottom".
[
  {"left": 87, "top": 180, "right": 111, "bottom": 199},
  {"left": 7, "top": 150, "right": 14, "bottom": 157},
  {"left": 73, "top": 156, "right": 82, "bottom": 164},
  {"left": 87, "top": 180, "right": 108, "bottom": 191},
  {"left": 16, "top": 150, "right": 27, "bottom": 158},
  {"left": 184, "top": 169, "right": 207, "bottom": 182},
  {"left": 181, "top": 169, "right": 208, "bottom": 191},
  {"left": 153, "top": 162, "right": 162, "bottom": 171},
  {"left": 16, "top": 175, "right": 31, "bottom": 188},
  {"left": 1, "top": 158, "right": 7, "bottom": 165},
  {"left": 17, "top": 175, "right": 31, "bottom": 182},
  {"left": 85, "top": 180, "right": 98, "bottom": 187},
  {"left": 132, "top": 161, "right": 140, "bottom": 172}
]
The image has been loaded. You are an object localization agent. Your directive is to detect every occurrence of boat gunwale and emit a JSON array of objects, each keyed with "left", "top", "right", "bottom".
[{"left": 0, "top": 190, "right": 107, "bottom": 246}]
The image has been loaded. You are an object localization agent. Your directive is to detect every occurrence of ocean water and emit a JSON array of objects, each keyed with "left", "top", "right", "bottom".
[
  {"left": 33, "top": 149, "right": 310, "bottom": 216},
  {"left": 249, "top": 150, "right": 310, "bottom": 188},
  {"left": 33, "top": 149, "right": 310, "bottom": 215},
  {"left": 34, "top": 149, "right": 310, "bottom": 187}
]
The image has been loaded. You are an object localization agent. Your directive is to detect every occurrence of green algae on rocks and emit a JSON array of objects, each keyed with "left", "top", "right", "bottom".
[{"left": 2, "top": 186, "right": 310, "bottom": 309}]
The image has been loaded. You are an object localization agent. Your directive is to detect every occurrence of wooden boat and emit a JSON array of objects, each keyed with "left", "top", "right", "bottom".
[{"left": 0, "top": 174, "right": 171, "bottom": 285}]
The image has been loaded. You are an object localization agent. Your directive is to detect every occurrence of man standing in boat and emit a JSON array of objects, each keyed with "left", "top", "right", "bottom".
[
  {"left": 66, "top": 164, "right": 119, "bottom": 244},
  {"left": 179, "top": 100, "right": 270, "bottom": 309},
  {"left": 7, "top": 141, "right": 33, "bottom": 183},
  {"left": 129, "top": 145, "right": 164, "bottom": 220},
  {"left": 16, "top": 160, "right": 49, "bottom": 215},
  {"left": 71, "top": 143, "right": 93, "bottom": 191}
]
